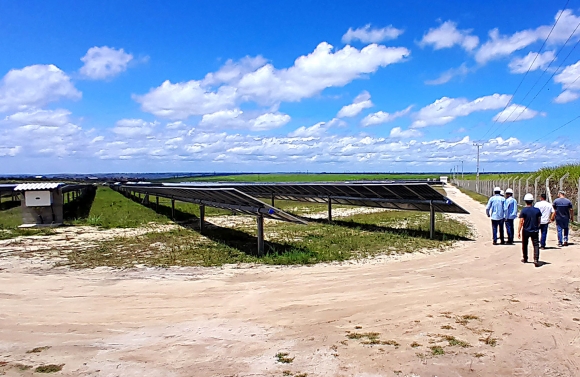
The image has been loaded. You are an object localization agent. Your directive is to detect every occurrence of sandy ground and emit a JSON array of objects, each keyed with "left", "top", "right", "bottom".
[{"left": 1, "top": 186, "right": 579, "bottom": 377}]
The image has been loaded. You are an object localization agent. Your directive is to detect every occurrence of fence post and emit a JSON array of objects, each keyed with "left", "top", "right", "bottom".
[
  {"left": 518, "top": 178, "right": 522, "bottom": 203},
  {"left": 525, "top": 175, "right": 532, "bottom": 196},
  {"left": 546, "top": 174, "right": 554, "bottom": 203},
  {"left": 577, "top": 177, "right": 580, "bottom": 220},
  {"left": 559, "top": 172, "right": 570, "bottom": 192},
  {"left": 534, "top": 176, "right": 541, "bottom": 201}
]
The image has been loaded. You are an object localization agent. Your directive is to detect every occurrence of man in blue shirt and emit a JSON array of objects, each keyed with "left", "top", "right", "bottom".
[
  {"left": 503, "top": 188, "right": 518, "bottom": 245},
  {"left": 486, "top": 187, "right": 506, "bottom": 245},
  {"left": 551, "top": 190, "right": 574, "bottom": 247},
  {"left": 518, "top": 193, "right": 542, "bottom": 267}
]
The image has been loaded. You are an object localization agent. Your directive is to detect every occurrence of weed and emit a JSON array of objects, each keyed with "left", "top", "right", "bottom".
[
  {"left": 14, "top": 363, "right": 32, "bottom": 371},
  {"left": 541, "top": 322, "right": 553, "bottom": 327},
  {"left": 26, "top": 346, "right": 51, "bottom": 353},
  {"left": 355, "top": 325, "right": 362, "bottom": 329},
  {"left": 381, "top": 340, "right": 400, "bottom": 347},
  {"left": 275, "top": 352, "right": 294, "bottom": 364},
  {"left": 283, "top": 371, "right": 292, "bottom": 376},
  {"left": 410, "top": 341, "right": 422, "bottom": 348},
  {"left": 35, "top": 364, "right": 64, "bottom": 373},
  {"left": 295, "top": 373, "right": 308, "bottom": 377},
  {"left": 479, "top": 334, "right": 498, "bottom": 347},
  {"left": 430, "top": 346, "right": 445, "bottom": 355},
  {"left": 441, "top": 325, "right": 455, "bottom": 330},
  {"left": 346, "top": 332, "right": 380, "bottom": 341},
  {"left": 440, "top": 335, "right": 471, "bottom": 348},
  {"left": 474, "top": 352, "right": 485, "bottom": 358}
]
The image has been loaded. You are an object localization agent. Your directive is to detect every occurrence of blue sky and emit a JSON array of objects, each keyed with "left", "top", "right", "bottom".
[{"left": 1, "top": 0, "right": 580, "bottom": 174}]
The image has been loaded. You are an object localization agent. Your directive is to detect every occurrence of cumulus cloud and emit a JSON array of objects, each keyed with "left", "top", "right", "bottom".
[
  {"left": 135, "top": 42, "right": 410, "bottom": 119},
  {"left": 80, "top": 46, "right": 134, "bottom": 80},
  {"left": 113, "top": 119, "right": 158, "bottom": 138},
  {"left": 4, "top": 109, "right": 71, "bottom": 126},
  {"left": 425, "top": 63, "right": 471, "bottom": 85},
  {"left": 492, "top": 104, "right": 545, "bottom": 122},
  {"left": 202, "top": 56, "right": 267, "bottom": 86},
  {"left": 412, "top": 94, "right": 511, "bottom": 128},
  {"left": 420, "top": 21, "right": 479, "bottom": 51},
  {"left": 198, "top": 109, "right": 290, "bottom": 131},
  {"left": 337, "top": 91, "right": 373, "bottom": 118},
  {"left": 475, "top": 9, "right": 580, "bottom": 64},
  {"left": 361, "top": 105, "right": 412, "bottom": 127},
  {"left": 288, "top": 118, "right": 344, "bottom": 138},
  {"left": 508, "top": 51, "right": 555, "bottom": 73},
  {"left": 553, "top": 59, "right": 580, "bottom": 103},
  {"left": 389, "top": 127, "right": 422, "bottom": 139},
  {"left": 342, "top": 24, "right": 404, "bottom": 44},
  {"left": 0, "top": 65, "right": 81, "bottom": 113}
]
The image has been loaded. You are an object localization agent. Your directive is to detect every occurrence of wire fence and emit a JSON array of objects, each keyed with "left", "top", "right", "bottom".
[{"left": 453, "top": 174, "right": 580, "bottom": 218}]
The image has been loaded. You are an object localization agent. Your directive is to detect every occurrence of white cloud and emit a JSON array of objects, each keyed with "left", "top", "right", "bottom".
[
  {"left": 508, "top": 51, "right": 555, "bottom": 73},
  {"left": 425, "top": 63, "right": 470, "bottom": 85},
  {"left": 198, "top": 109, "right": 290, "bottom": 131},
  {"left": 554, "top": 90, "right": 580, "bottom": 104},
  {"left": 492, "top": 104, "right": 545, "bottom": 122},
  {"left": 113, "top": 119, "right": 158, "bottom": 138},
  {"left": 134, "top": 80, "right": 238, "bottom": 119},
  {"left": 4, "top": 109, "right": 71, "bottom": 126},
  {"left": 202, "top": 56, "right": 268, "bottom": 86},
  {"left": 342, "top": 24, "right": 404, "bottom": 44},
  {"left": 475, "top": 10, "right": 580, "bottom": 64},
  {"left": 361, "top": 105, "right": 412, "bottom": 127},
  {"left": 553, "top": 59, "right": 580, "bottom": 103},
  {"left": 412, "top": 94, "right": 511, "bottom": 128},
  {"left": 80, "top": 46, "right": 134, "bottom": 80},
  {"left": 288, "top": 118, "right": 344, "bottom": 138},
  {"left": 420, "top": 21, "right": 479, "bottom": 51},
  {"left": 0, "top": 65, "right": 81, "bottom": 113},
  {"left": 337, "top": 91, "right": 373, "bottom": 118},
  {"left": 389, "top": 127, "right": 422, "bottom": 139},
  {"left": 136, "top": 42, "right": 410, "bottom": 119}
]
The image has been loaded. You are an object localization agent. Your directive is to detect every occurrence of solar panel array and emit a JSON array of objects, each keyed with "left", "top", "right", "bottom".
[
  {"left": 163, "top": 182, "right": 468, "bottom": 214},
  {"left": 117, "top": 184, "right": 307, "bottom": 224}
]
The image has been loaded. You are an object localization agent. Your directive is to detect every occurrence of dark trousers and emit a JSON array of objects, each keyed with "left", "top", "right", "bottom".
[
  {"left": 505, "top": 219, "right": 515, "bottom": 243},
  {"left": 522, "top": 230, "right": 540, "bottom": 262},
  {"left": 539, "top": 223, "right": 549, "bottom": 248},
  {"left": 491, "top": 219, "right": 505, "bottom": 243}
]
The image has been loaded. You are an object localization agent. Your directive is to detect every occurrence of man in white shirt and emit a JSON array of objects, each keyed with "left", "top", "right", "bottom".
[{"left": 534, "top": 193, "right": 554, "bottom": 249}]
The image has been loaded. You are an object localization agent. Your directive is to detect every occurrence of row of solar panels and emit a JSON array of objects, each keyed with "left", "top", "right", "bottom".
[{"left": 114, "top": 182, "right": 468, "bottom": 224}]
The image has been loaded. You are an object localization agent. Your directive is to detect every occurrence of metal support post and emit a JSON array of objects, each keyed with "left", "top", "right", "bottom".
[
  {"left": 171, "top": 199, "right": 175, "bottom": 220},
  {"left": 199, "top": 205, "right": 205, "bottom": 232},
  {"left": 271, "top": 193, "right": 275, "bottom": 207},
  {"left": 257, "top": 214, "right": 264, "bottom": 256},
  {"left": 474, "top": 143, "right": 483, "bottom": 193},
  {"left": 143, "top": 194, "right": 149, "bottom": 205},
  {"left": 429, "top": 200, "right": 435, "bottom": 240},
  {"left": 156, "top": 196, "right": 159, "bottom": 210},
  {"left": 328, "top": 196, "right": 332, "bottom": 223}
]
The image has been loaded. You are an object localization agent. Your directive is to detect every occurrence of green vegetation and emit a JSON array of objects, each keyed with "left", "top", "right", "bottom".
[
  {"left": 161, "top": 173, "right": 440, "bottom": 183},
  {"left": 275, "top": 352, "right": 294, "bottom": 363},
  {"left": 59, "top": 209, "right": 471, "bottom": 268},
  {"left": 34, "top": 364, "right": 64, "bottom": 373},
  {"left": 430, "top": 346, "right": 445, "bottom": 355}
]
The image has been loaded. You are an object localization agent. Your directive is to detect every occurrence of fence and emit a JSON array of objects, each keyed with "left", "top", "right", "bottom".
[{"left": 452, "top": 175, "right": 580, "bottom": 218}]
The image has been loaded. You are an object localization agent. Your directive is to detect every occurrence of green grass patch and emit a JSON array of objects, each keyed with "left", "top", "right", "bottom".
[
  {"left": 275, "top": 352, "right": 294, "bottom": 363},
  {"left": 430, "top": 345, "right": 445, "bottom": 355},
  {"left": 58, "top": 209, "right": 471, "bottom": 268},
  {"left": 161, "top": 173, "right": 440, "bottom": 183},
  {"left": 34, "top": 364, "right": 63, "bottom": 373},
  {"left": 455, "top": 186, "right": 489, "bottom": 206}
]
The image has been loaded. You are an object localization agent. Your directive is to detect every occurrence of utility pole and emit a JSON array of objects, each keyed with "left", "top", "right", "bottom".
[
  {"left": 461, "top": 160, "right": 464, "bottom": 179},
  {"left": 473, "top": 143, "right": 484, "bottom": 193}
]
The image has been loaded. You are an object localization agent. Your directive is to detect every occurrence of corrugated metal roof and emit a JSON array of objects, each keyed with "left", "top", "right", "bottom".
[{"left": 14, "top": 182, "right": 64, "bottom": 191}]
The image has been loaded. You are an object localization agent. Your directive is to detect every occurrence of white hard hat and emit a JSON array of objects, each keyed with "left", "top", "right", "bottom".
[
  {"left": 524, "top": 193, "right": 534, "bottom": 201},
  {"left": 500, "top": 190, "right": 505, "bottom": 195},
  {"left": 506, "top": 188, "right": 513, "bottom": 194},
  {"left": 494, "top": 187, "right": 501, "bottom": 192}
]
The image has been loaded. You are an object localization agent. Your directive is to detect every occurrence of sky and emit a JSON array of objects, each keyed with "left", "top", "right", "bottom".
[{"left": 1, "top": 0, "right": 580, "bottom": 174}]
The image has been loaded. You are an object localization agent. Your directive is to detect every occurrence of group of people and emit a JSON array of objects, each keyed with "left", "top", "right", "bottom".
[{"left": 485, "top": 187, "right": 574, "bottom": 267}]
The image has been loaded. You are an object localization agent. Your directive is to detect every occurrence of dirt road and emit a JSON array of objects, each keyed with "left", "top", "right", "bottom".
[{"left": 1, "top": 186, "right": 579, "bottom": 377}]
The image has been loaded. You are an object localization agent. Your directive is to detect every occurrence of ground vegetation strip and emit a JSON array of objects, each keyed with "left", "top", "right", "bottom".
[
  {"left": 3, "top": 208, "right": 470, "bottom": 268},
  {"left": 160, "top": 173, "right": 440, "bottom": 183}
]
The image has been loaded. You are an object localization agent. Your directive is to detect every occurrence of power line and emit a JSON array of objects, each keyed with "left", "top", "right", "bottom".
[
  {"left": 480, "top": 1, "right": 570, "bottom": 140},
  {"left": 531, "top": 114, "right": 580, "bottom": 143}
]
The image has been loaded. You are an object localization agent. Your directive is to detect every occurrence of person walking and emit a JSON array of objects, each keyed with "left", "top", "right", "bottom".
[
  {"left": 518, "top": 193, "right": 542, "bottom": 266},
  {"left": 504, "top": 188, "right": 518, "bottom": 244},
  {"left": 534, "top": 193, "right": 554, "bottom": 249},
  {"left": 551, "top": 190, "right": 574, "bottom": 247},
  {"left": 486, "top": 187, "right": 506, "bottom": 245}
]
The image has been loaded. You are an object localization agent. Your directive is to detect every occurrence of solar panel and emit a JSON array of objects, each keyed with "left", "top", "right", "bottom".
[
  {"left": 117, "top": 185, "right": 307, "bottom": 224},
  {"left": 162, "top": 182, "right": 468, "bottom": 214}
]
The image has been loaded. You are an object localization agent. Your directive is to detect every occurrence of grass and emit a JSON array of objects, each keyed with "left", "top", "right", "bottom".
[
  {"left": 34, "top": 364, "right": 64, "bottom": 373},
  {"left": 26, "top": 346, "right": 51, "bottom": 353},
  {"left": 410, "top": 341, "right": 422, "bottom": 348},
  {"left": 439, "top": 335, "right": 471, "bottom": 348},
  {"left": 275, "top": 352, "right": 294, "bottom": 363},
  {"left": 479, "top": 334, "right": 498, "bottom": 347},
  {"left": 58, "top": 209, "right": 471, "bottom": 268},
  {"left": 160, "top": 173, "right": 441, "bottom": 183},
  {"left": 430, "top": 346, "right": 445, "bottom": 355},
  {"left": 455, "top": 186, "right": 489, "bottom": 206}
]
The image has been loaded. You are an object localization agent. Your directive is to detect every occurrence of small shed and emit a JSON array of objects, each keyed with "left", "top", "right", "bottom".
[{"left": 13, "top": 182, "right": 94, "bottom": 227}]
